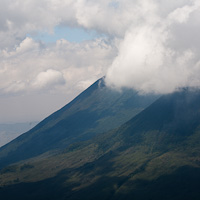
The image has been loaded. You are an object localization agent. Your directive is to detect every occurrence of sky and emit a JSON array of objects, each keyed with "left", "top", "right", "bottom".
[{"left": 0, "top": 0, "right": 200, "bottom": 123}]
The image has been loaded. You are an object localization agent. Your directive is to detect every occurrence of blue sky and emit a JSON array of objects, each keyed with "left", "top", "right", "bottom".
[
  {"left": 0, "top": 0, "right": 200, "bottom": 123},
  {"left": 29, "top": 26, "right": 98, "bottom": 43}
]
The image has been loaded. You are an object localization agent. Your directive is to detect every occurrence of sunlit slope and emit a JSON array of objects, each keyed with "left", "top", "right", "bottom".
[
  {"left": 1, "top": 89, "right": 200, "bottom": 199},
  {"left": 0, "top": 78, "right": 158, "bottom": 169}
]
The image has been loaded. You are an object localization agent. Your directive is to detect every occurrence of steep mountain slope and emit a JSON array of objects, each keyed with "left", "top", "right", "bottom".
[
  {"left": 0, "top": 88, "right": 200, "bottom": 199},
  {"left": 0, "top": 78, "right": 158, "bottom": 169}
]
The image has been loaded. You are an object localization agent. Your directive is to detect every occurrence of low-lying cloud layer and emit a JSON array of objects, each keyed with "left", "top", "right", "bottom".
[{"left": 0, "top": 0, "right": 200, "bottom": 122}]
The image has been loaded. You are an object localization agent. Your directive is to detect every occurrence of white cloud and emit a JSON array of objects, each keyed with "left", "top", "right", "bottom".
[
  {"left": 0, "top": 36, "right": 114, "bottom": 95},
  {"left": 1, "top": 0, "right": 200, "bottom": 122},
  {"left": 32, "top": 69, "right": 65, "bottom": 90},
  {"left": 105, "top": 0, "right": 200, "bottom": 94},
  {"left": 167, "top": 1, "right": 200, "bottom": 24},
  {"left": 14, "top": 37, "right": 40, "bottom": 55}
]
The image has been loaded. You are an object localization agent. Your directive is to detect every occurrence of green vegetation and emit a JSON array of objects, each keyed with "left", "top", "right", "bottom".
[
  {"left": 0, "top": 78, "right": 158, "bottom": 169},
  {"left": 0, "top": 87, "right": 200, "bottom": 199}
]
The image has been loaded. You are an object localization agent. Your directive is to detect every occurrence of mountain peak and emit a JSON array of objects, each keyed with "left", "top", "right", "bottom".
[{"left": 0, "top": 78, "right": 158, "bottom": 169}]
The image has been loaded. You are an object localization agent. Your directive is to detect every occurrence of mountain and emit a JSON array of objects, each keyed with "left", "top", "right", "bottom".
[
  {"left": 0, "top": 78, "right": 158, "bottom": 169},
  {"left": 0, "top": 88, "right": 200, "bottom": 199},
  {"left": 0, "top": 122, "right": 38, "bottom": 147}
]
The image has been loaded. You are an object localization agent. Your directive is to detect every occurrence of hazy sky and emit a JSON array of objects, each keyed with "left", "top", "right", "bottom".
[{"left": 0, "top": 0, "right": 200, "bottom": 123}]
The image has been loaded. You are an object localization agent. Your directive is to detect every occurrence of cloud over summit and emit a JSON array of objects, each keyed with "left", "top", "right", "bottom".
[
  {"left": 0, "top": 0, "right": 200, "bottom": 122},
  {"left": 1, "top": 0, "right": 200, "bottom": 95},
  {"left": 105, "top": 0, "right": 200, "bottom": 94}
]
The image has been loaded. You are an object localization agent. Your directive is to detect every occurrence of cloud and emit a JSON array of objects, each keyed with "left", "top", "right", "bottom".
[
  {"left": 105, "top": 0, "right": 200, "bottom": 94},
  {"left": 1, "top": 0, "right": 200, "bottom": 95},
  {"left": 32, "top": 69, "right": 65, "bottom": 90},
  {"left": 0, "top": 36, "right": 114, "bottom": 95},
  {"left": 1, "top": 0, "right": 200, "bottom": 122}
]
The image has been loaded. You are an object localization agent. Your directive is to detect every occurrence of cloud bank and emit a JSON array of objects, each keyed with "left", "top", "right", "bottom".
[
  {"left": 105, "top": 0, "right": 200, "bottom": 94},
  {"left": 1, "top": 0, "right": 200, "bottom": 96},
  {"left": 0, "top": 37, "right": 114, "bottom": 95},
  {"left": 1, "top": 0, "right": 200, "bottom": 122}
]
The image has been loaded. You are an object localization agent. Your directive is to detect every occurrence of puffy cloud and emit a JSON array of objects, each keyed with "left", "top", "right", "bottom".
[
  {"left": 32, "top": 69, "right": 65, "bottom": 90},
  {"left": 105, "top": 0, "right": 200, "bottom": 94},
  {"left": 1, "top": 0, "right": 200, "bottom": 122},
  {"left": 0, "top": 34, "right": 114, "bottom": 122},
  {"left": 0, "top": 36, "right": 115, "bottom": 95},
  {"left": 1, "top": 1, "right": 200, "bottom": 95}
]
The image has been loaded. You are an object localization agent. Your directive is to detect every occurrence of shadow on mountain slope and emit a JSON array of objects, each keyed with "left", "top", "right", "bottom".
[{"left": 1, "top": 165, "right": 200, "bottom": 200}]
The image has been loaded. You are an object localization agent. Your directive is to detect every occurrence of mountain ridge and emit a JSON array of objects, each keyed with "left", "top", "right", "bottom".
[
  {"left": 1, "top": 87, "right": 200, "bottom": 199},
  {"left": 0, "top": 78, "right": 158, "bottom": 169}
]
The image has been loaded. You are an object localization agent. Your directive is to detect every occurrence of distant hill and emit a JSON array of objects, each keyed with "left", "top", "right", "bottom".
[
  {"left": 0, "top": 122, "right": 38, "bottom": 147},
  {"left": 0, "top": 78, "right": 158, "bottom": 169},
  {"left": 0, "top": 88, "right": 200, "bottom": 199}
]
